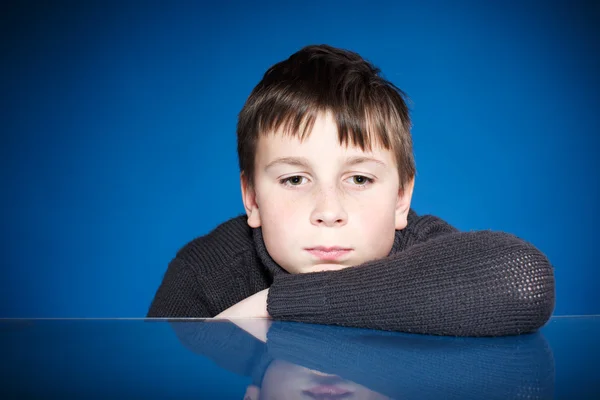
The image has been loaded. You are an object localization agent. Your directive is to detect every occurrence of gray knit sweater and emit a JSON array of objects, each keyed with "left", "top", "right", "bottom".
[{"left": 147, "top": 209, "right": 555, "bottom": 336}]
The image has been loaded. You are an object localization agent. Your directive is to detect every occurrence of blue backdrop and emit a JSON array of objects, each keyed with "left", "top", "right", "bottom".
[{"left": 1, "top": 0, "right": 598, "bottom": 317}]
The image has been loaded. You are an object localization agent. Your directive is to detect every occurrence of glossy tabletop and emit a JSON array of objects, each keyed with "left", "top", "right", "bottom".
[{"left": 1, "top": 316, "right": 598, "bottom": 399}]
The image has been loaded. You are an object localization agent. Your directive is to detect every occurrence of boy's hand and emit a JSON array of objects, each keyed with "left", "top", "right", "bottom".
[{"left": 214, "top": 288, "right": 270, "bottom": 319}]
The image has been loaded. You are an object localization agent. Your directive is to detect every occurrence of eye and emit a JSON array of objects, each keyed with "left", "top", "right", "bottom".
[
  {"left": 348, "top": 175, "right": 374, "bottom": 186},
  {"left": 279, "top": 176, "right": 307, "bottom": 187}
]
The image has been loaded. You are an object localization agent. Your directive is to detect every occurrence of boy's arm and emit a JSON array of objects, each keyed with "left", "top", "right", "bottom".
[
  {"left": 147, "top": 258, "right": 212, "bottom": 317},
  {"left": 267, "top": 228, "right": 555, "bottom": 336},
  {"left": 147, "top": 215, "right": 264, "bottom": 318}
]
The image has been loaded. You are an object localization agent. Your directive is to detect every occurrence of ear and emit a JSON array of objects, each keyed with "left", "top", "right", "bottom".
[
  {"left": 243, "top": 385, "right": 260, "bottom": 400},
  {"left": 395, "top": 176, "right": 415, "bottom": 230},
  {"left": 241, "top": 172, "right": 262, "bottom": 228}
]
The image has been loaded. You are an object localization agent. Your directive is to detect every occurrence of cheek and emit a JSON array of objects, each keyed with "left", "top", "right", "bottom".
[
  {"left": 260, "top": 361, "right": 306, "bottom": 397},
  {"left": 359, "top": 210, "right": 396, "bottom": 238},
  {"left": 259, "top": 194, "right": 304, "bottom": 245},
  {"left": 354, "top": 194, "right": 397, "bottom": 247},
  {"left": 354, "top": 189, "right": 397, "bottom": 223},
  {"left": 261, "top": 196, "right": 300, "bottom": 223}
]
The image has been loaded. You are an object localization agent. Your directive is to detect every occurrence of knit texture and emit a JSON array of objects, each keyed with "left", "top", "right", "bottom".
[{"left": 148, "top": 209, "right": 556, "bottom": 336}]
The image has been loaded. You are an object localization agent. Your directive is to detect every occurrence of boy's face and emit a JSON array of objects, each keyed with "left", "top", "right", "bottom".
[
  {"left": 241, "top": 112, "right": 414, "bottom": 274},
  {"left": 253, "top": 360, "right": 390, "bottom": 400}
]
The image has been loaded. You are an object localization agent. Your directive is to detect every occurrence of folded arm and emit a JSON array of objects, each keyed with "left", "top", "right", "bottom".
[
  {"left": 147, "top": 258, "right": 212, "bottom": 318},
  {"left": 267, "top": 230, "right": 556, "bottom": 336}
]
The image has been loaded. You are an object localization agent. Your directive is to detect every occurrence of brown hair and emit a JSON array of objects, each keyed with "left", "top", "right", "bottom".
[{"left": 237, "top": 44, "right": 415, "bottom": 190}]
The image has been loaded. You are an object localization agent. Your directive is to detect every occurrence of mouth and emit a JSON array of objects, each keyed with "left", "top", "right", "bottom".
[
  {"left": 305, "top": 247, "right": 353, "bottom": 261},
  {"left": 302, "top": 385, "right": 352, "bottom": 399},
  {"left": 303, "top": 373, "right": 353, "bottom": 399}
]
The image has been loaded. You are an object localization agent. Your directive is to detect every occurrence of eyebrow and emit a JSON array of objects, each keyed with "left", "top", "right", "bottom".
[{"left": 265, "top": 156, "right": 387, "bottom": 171}]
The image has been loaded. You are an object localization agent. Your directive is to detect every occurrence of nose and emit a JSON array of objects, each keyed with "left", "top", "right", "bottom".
[{"left": 310, "top": 186, "right": 348, "bottom": 227}]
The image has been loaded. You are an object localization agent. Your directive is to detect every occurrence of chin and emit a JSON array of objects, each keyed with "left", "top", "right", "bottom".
[{"left": 308, "top": 263, "right": 349, "bottom": 273}]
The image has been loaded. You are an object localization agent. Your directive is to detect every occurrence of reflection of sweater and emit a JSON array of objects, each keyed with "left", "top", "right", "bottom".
[
  {"left": 149, "top": 209, "right": 555, "bottom": 336},
  {"left": 172, "top": 320, "right": 555, "bottom": 400}
]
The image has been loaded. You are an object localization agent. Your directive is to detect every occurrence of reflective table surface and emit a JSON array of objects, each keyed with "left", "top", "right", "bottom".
[{"left": 1, "top": 316, "right": 598, "bottom": 399}]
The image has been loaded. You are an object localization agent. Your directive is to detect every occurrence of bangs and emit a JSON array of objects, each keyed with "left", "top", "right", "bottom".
[{"left": 254, "top": 83, "right": 408, "bottom": 154}]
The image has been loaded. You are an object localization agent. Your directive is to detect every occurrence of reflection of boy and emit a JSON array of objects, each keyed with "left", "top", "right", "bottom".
[
  {"left": 251, "top": 360, "right": 390, "bottom": 400},
  {"left": 148, "top": 45, "right": 555, "bottom": 336},
  {"left": 172, "top": 321, "right": 555, "bottom": 400}
]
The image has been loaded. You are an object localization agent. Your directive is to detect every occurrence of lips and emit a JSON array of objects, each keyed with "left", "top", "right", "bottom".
[
  {"left": 303, "top": 385, "right": 352, "bottom": 399},
  {"left": 305, "top": 247, "right": 353, "bottom": 261}
]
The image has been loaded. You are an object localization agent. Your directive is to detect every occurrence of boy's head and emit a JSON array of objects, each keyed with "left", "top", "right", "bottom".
[
  {"left": 238, "top": 44, "right": 415, "bottom": 274},
  {"left": 244, "top": 360, "right": 390, "bottom": 400}
]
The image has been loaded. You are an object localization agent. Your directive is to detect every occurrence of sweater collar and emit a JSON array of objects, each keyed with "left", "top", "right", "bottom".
[{"left": 252, "top": 208, "right": 418, "bottom": 278}]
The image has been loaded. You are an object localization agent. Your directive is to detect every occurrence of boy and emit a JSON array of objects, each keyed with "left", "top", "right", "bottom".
[{"left": 148, "top": 44, "right": 555, "bottom": 336}]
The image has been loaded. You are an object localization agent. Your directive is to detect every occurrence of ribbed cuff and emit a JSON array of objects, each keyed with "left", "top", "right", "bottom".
[{"left": 267, "top": 273, "right": 331, "bottom": 320}]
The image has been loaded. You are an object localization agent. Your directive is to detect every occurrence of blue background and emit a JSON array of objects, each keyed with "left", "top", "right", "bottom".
[{"left": 1, "top": 0, "right": 598, "bottom": 317}]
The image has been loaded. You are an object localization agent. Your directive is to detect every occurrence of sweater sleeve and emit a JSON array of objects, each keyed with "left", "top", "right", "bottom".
[
  {"left": 267, "top": 229, "right": 556, "bottom": 336},
  {"left": 147, "top": 258, "right": 212, "bottom": 318},
  {"left": 147, "top": 215, "right": 266, "bottom": 318}
]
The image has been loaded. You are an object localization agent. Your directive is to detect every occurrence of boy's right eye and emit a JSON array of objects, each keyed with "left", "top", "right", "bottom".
[{"left": 279, "top": 176, "right": 307, "bottom": 186}]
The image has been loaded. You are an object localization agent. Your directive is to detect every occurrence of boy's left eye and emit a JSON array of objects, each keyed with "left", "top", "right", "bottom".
[
  {"left": 347, "top": 175, "right": 374, "bottom": 186},
  {"left": 279, "top": 176, "right": 309, "bottom": 187}
]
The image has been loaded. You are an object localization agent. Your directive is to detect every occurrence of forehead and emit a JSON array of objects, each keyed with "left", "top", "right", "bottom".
[{"left": 256, "top": 112, "right": 394, "bottom": 164}]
